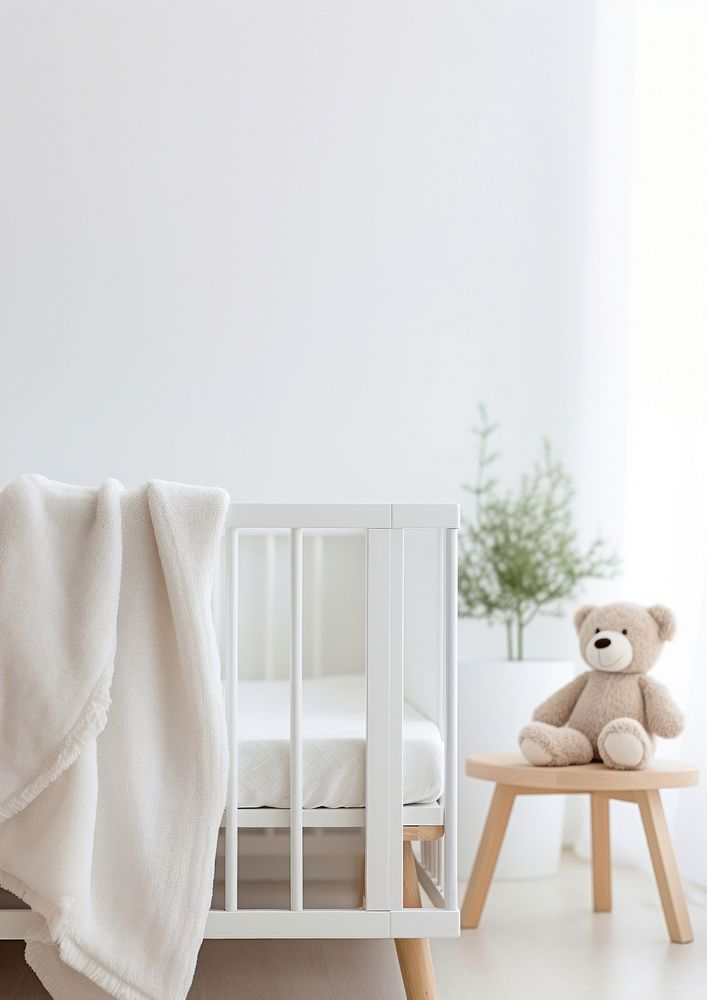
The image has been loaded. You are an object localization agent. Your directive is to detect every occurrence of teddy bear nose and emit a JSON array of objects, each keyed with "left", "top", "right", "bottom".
[{"left": 594, "top": 637, "right": 611, "bottom": 649}]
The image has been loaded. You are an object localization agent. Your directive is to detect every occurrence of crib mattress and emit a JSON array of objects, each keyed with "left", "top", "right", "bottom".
[{"left": 238, "top": 674, "right": 444, "bottom": 809}]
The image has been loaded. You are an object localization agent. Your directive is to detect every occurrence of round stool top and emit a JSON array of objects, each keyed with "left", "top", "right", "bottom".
[{"left": 466, "top": 752, "right": 699, "bottom": 791}]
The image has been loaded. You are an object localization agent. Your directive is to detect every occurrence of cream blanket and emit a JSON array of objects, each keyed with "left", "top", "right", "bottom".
[{"left": 0, "top": 475, "right": 229, "bottom": 1000}]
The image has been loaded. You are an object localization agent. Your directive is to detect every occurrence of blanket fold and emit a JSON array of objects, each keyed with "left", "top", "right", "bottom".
[{"left": 0, "top": 475, "right": 229, "bottom": 1000}]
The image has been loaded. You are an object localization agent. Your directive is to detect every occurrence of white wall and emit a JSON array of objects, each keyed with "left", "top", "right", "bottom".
[{"left": 0, "top": 0, "right": 599, "bottom": 662}]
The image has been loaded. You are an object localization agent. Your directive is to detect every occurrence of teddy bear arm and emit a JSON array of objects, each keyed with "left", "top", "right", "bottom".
[
  {"left": 639, "top": 675, "right": 685, "bottom": 739},
  {"left": 532, "top": 673, "right": 591, "bottom": 726}
]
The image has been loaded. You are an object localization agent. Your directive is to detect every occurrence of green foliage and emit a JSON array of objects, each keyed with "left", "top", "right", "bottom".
[{"left": 458, "top": 407, "right": 620, "bottom": 660}]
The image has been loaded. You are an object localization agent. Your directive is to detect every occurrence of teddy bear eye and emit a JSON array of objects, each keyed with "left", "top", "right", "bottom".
[
  {"left": 595, "top": 628, "right": 600, "bottom": 634},
  {"left": 622, "top": 629, "right": 627, "bottom": 635}
]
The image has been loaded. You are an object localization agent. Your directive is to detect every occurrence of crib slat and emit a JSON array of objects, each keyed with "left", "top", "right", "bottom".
[
  {"left": 263, "top": 534, "right": 277, "bottom": 680},
  {"left": 311, "top": 534, "right": 325, "bottom": 677},
  {"left": 289, "top": 527, "right": 304, "bottom": 910},
  {"left": 365, "top": 528, "right": 391, "bottom": 911},
  {"left": 436, "top": 529, "right": 446, "bottom": 735},
  {"left": 225, "top": 528, "right": 239, "bottom": 911},
  {"left": 443, "top": 527, "right": 458, "bottom": 910}
]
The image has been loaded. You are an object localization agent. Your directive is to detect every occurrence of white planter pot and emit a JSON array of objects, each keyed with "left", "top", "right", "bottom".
[{"left": 458, "top": 657, "right": 574, "bottom": 881}]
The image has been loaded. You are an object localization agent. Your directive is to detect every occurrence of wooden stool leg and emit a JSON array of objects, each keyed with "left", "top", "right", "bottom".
[
  {"left": 591, "top": 794, "right": 611, "bottom": 912},
  {"left": 461, "top": 784, "right": 516, "bottom": 929},
  {"left": 636, "top": 789, "right": 693, "bottom": 944},
  {"left": 394, "top": 841, "right": 438, "bottom": 1000}
]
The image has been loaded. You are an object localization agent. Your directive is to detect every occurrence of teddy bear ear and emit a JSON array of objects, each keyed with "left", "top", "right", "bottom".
[
  {"left": 648, "top": 605, "right": 677, "bottom": 641},
  {"left": 574, "top": 605, "right": 595, "bottom": 634}
]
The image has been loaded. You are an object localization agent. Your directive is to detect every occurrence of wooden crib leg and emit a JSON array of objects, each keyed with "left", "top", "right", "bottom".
[{"left": 394, "top": 840, "right": 438, "bottom": 1000}]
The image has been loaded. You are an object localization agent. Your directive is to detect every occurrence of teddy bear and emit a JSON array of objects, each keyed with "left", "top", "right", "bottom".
[{"left": 518, "top": 602, "right": 684, "bottom": 770}]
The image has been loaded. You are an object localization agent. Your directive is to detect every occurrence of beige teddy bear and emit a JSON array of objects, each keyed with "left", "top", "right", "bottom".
[{"left": 518, "top": 602, "right": 684, "bottom": 770}]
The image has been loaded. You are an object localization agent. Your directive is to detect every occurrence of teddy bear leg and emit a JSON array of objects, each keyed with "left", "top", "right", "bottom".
[
  {"left": 519, "top": 722, "right": 594, "bottom": 767},
  {"left": 598, "top": 718, "right": 654, "bottom": 770}
]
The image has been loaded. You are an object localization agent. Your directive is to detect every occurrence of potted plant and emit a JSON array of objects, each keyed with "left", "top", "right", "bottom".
[{"left": 457, "top": 408, "right": 619, "bottom": 879}]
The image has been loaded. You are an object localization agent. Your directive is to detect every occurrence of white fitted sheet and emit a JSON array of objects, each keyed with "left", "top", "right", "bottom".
[{"left": 238, "top": 674, "right": 444, "bottom": 808}]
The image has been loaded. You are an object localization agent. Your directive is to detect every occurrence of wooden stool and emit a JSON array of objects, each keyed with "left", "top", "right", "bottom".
[{"left": 460, "top": 752, "right": 699, "bottom": 944}]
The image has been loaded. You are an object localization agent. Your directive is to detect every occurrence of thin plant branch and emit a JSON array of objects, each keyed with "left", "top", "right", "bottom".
[{"left": 458, "top": 407, "right": 620, "bottom": 660}]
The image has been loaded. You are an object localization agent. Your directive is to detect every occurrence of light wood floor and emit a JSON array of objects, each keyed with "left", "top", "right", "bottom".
[{"left": 1, "top": 853, "right": 705, "bottom": 999}]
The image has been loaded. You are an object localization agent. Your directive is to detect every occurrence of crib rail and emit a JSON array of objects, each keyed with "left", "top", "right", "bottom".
[
  {"left": 222, "top": 503, "right": 459, "bottom": 937},
  {"left": 225, "top": 503, "right": 459, "bottom": 529}
]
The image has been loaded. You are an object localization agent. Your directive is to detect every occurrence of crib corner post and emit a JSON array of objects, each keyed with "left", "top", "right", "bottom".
[
  {"left": 443, "top": 523, "right": 459, "bottom": 911},
  {"left": 388, "top": 526, "right": 405, "bottom": 911},
  {"left": 289, "top": 526, "right": 304, "bottom": 911},
  {"left": 364, "top": 525, "right": 392, "bottom": 911},
  {"left": 225, "top": 526, "right": 240, "bottom": 912}
]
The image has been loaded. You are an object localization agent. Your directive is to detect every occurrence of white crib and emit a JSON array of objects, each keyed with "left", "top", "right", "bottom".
[{"left": 0, "top": 502, "right": 460, "bottom": 997}]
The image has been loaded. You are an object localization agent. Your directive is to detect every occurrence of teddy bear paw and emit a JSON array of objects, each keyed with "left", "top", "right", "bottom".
[
  {"left": 602, "top": 732, "right": 644, "bottom": 768},
  {"left": 518, "top": 722, "right": 593, "bottom": 767},
  {"left": 519, "top": 737, "right": 554, "bottom": 766},
  {"left": 598, "top": 718, "right": 653, "bottom": 770}
]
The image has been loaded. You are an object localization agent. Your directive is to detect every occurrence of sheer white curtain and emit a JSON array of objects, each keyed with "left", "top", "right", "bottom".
[
  {"left": 624, "top": 0, "right": 707, "bottom": 892},
  {"left": 578, "top": 0, "right": 707, "bottom": 885}
]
